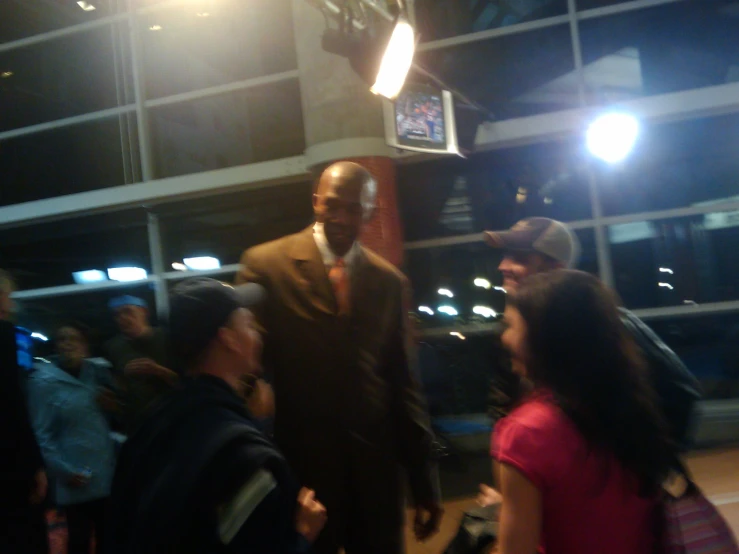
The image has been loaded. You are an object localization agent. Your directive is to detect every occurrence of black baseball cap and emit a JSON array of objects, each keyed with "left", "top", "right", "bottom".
[
  {"left": 483, "top": 217, "right": 580, "bottom": 268},
  {"left": 168, "top": 278, "right": 265, "bottom": 366}
]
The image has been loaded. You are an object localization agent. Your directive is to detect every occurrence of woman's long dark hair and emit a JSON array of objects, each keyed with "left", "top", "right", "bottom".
[{"left": 510, "top": 269, "right": 673, "bottom": 493}]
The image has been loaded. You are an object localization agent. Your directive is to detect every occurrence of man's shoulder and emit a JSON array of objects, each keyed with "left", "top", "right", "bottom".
[
  {"left": 361, "top": 246, "right": 407, "bottom": 285},
  {"left": 244, "top": 232, "right": 304, "bottom": 266}
]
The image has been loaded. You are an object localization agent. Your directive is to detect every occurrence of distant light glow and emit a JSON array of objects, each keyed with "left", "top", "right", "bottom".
[
  {"left": 196, "top": 12, "right": 210, "bottom": 17},
  {"left": 0, "top": 71, "right": 13, "bottom": 78},
  {"left": 418, "top": 306, "right": 434, "bottom": 316},
  {"left": 683, "top": 300, "right": 698, "bottom": 306},
  {"left": 450, "top": 332, "right": 466, "bottom": 340},
  {"left": 474, "top": 278, "right": 491, "bottom": 290},
  {"left": 183, "top": 256, "right": 221, "bottom": 271},
  {"left": 370, "top": 19, "right": 415, "bottom": 100},
  {"left": 494, "top": 286, "right": 507, "bottom": 294},
  {"left": 31, "top": 332, "right": 49, "bottom": 342},
  {"left": 72, "top": 270, "right": 107, "bottom": 285},
  {"left": 149, "top": 24, "right": 163, "bottom": 31},
  {"left": 659, "top": 267, "right": 674, "bottom": 274},
  {"left": 438, "top": 305, "right": 458, "bottom": 316},
  {"left": 77, "top": 1, "right": 96, "bottom": 11},
  {"left": 473, "top": 305, "right": 497, "bottom": 318},
  {"left": 658, "top": 282, "right": 674, "bottom": 290},
  {"left": 171, "top": 262, "right": 187, "bottom": 271},
  {"left": 107, "top": 267, "right": 148, "bottom": 282},
  {"left": 438, "top": 288, "right": 454, "bottom": 298},
  {"left": 586, "top": 113, "right": 639, "bottom": 163}
]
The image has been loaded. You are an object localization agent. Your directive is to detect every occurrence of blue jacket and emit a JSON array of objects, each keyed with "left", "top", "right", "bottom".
[{"left": 28, "top": 357, "right": 116, "bottom": 506}]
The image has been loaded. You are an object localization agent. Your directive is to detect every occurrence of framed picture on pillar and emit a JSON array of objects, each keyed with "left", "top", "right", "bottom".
[{"left": 383, "top": 83, "right": 462, "bottom": 156}]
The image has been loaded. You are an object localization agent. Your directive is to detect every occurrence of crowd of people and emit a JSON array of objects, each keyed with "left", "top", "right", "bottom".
[{"left": 0, "top": 160, "right": 706, "bottom": 554}]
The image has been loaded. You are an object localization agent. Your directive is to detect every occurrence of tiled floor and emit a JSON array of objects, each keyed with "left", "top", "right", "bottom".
[{"left": 405, "top": 448, "right": 739, "bottom": 554}]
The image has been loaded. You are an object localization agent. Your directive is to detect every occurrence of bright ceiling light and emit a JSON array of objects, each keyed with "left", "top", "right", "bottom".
[
  {"left": 438, "top": 305, "right": 458, "bottom": 316},
  {"left": 31, "top": 332, "right": 49, "bottom": 342},
  {"left": 370, "top": 18, "right": 415, "bottom": 100},
  {"left": 107, "top": 267, "right": 148, "bottom": 282},
  {"left": 171, "top": 262, "right": 187, "bottom": 271},
  {"left": 494, "top": 286, "right": 507, "bottom": 294},
  {"left": 196, "top": 12, "right": 210, "bottom": 17},
  {"left": 438, "top": 288, "right": 454, "bottom": 298},
  {"left": 659, "top": 267, "right": 674, "bottom": 274},
  {"left": 474, "top": 278, "right": 491, "bottom": 290},
  {"left": 72, "top": 270, "right": 108, "bottom": 285},
  {"left": 450, "top": 331, "right": 466, "bottom": 340},
  {"left": 586, "top": 113, "right": 639, "bottom": 163},
  {"left": 149, "top": 24, "right": 163, "bottom": 31},
  {"left": 658, "top": 282, "right": 674, "bottom": 290},
  {"left": 183, "top": 256, "right": 221, "bottom": 271},
  {"left": 418, "top": 306, "right": 434, "bottom": 315},
  {"left": 77, "top": 1, "right": 97, "bottom": 11},
  {"left": 0, "top": 71, "right": 13, "bottom": 78},
  {"left": 473, "top": 305, "right": 497, "bottom": 318}
]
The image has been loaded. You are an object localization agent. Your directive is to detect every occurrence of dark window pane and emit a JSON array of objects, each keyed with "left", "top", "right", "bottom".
[
  {"left": 647, "top": 313, "right": 739, "bottom": 400},
  {"left": 399, "top": 139, "right": 592, "bottom": 242},
  {"left": 0, "top": 115, "right": 139, "bottom": 206},
  {"left": 0, "top": 0, "right": 122, "bottom": 43},
  {"left": 15, "top": 284, "right": 158, "bottom": 358},
  {"left": 414, "top": 0, "right": 567, "bottom": 42},
  {"left": 158, "top": 182, "right": 313, "bottom": 271},
  {"left": 0, "top": 24, "right": 133, "bottom": 132},
  {"left": 579, "top": 1, "right": 739, "bottom": 104},
  {"left": 406, "top": 229, "right": 596, "bottom": 330},
  {"left": 597, "top": 114, "right": 739, "bottom": 217},
  {"left": 609, "top": 214, "right": 739, "bottom": 309},
  {"left": 140, "top": 0, "right": 297, "bottom": 99},
  {"left": 150, "top": 79, "right": 305, "bottom": 178},
  {"left": 416, "top": 24, "right": 575, "bottom": 121},
  {"left": 0, "top": 209, "right": 150, "bottom": 290}
]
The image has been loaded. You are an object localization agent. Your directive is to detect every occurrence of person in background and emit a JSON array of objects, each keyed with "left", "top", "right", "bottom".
[
  {"left": 107, "top": 278, "right": 326, "bottom": 554},
  {"left": 0, "top": 269, "right": 49, "bottom": 554},
  {"left": 483, "top": 218, "right": 701, "bottom": 449},
  {"left": 28, "top": 321, "right": 116, "bottom": 554},
  {"left": 492, "top": 270, "right": 673, "bottom": 554},
  {"left": 237, "top": 161, "right": 442, "bottom": 554},
  {"left": 104, "top": 295, "right": 177, "bottom": 434}
]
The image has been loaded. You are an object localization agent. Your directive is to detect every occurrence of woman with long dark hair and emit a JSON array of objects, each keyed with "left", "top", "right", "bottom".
[{"left": 491, "top": 270, "right": 674, "bottom": 554}]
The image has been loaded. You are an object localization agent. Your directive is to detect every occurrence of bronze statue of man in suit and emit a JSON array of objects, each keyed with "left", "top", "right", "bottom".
[{"left": 237, "top": 161, "right": 442, "bottom": 554}]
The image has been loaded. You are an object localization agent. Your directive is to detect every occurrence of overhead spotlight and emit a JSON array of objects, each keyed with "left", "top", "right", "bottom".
[
  {"left": 474, "top": 278, "right": 491, "bottom": 290},
  {"left": 171, "top": 262, "right": 187, "bottom": 271},
  {"left": 31, "top": 332, "right": 49, "bottom": 342},
  {"left": 418, "top": 306, "right": 434, "bottom": 315},
  {"left": 183, "top": 256, "right": 221, "bottom": 271},
  {"left": 494, "top": 286, "right": 507, "bottom": 294},
  {"left": 658, "top": 282, "right": 674, "bottom": 290},
  {"left": 437, "top": 288, "right": 454, "bottom": 298},
  {"left": 72, "top": 270, "right": 108, "bottom": 285},
  {"left": 196, "top": 12, "right": 210, "bottom": 17},
  {"left": 149, "top": 24, "right": 163, "bottom": 31},
  {"left": 659, "top": 267, "right": 674, "bottom": 274},
  {"left": 473, "top": 305, "right": 497, "bottom": 318},
  {"left": 107, "top": 267, "right": 148, "bottom": 282},
  {"left": 450, "top": 332, "right": 466, "bottom": 340},
  {"left": 370, "top": 16, "right": 415, "bottom": 100},
  {"left": 77, "top": 1, "right": 96, "bottom": 11},
  {"left": 438, "top": 305, "right": 458, "bottom": 316},
  {"left": 0, "top": 71, "right": 13, "bottom": 78},
  {"left": 586, "top": 113, "right": 639, "bottom": 163}
]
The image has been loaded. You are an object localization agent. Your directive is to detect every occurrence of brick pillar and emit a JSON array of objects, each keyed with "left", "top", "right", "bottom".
[{"left": 349, "top": 156, "right": 404, "bottom": 268}]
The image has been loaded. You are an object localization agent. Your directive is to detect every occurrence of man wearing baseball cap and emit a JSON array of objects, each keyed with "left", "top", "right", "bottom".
[
  {"left": 107, "top": 278, "right": 326, "bottom": 554},
  {"left": 483, "top": 218, "right": 700, "bottom": 450}
]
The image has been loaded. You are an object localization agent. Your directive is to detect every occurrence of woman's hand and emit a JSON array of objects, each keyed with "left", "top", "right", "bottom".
[{"left": 295, "top": 488, "right": 327, "bottom": 543}]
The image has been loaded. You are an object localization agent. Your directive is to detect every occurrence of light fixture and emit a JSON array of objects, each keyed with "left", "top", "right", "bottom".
[
  {"left": 149, "top": 24, "right": 163, "bottom": 31},
  {"left": 77, "top": 1, "right": 97, "bottom": 11},
  {"left": 0, "top": 71, "right": 13, "bottom": 78},
  {"left": 183, "top": 256, "right": 221, "bottom": 271},
  {"left": 437, "top": 288, "right": 454, "bottom": 298},
  {"left": 494, "top": 286, "right": 507, "bottom": 294},
  {"left": 474, "top": 278, "right": 491, "bottom": 290},
  {"left": 438, "top": 305, "right": 458, "bottom": 316},
  {"left": 586, "top": 113, "right": 639, "bottom": 163},
  {"left": 72, "top": 270, "right": 108, "bottom": 285},
  {"left": 172, "top": 262, "right": 187, "bottom": 271},
  {"left": 473, "top": 305, "right": 497, "bottom": 318},
  {"left": 31, "top": 332, "right": 49, "bottom": 342},
  {"left": 107, "top": 267, "right": 148, "bottom": 282},
  {"left": 196, "top": 12, "right": 210, "bottom": 17},
  {"left": 369, "top": 15, "right": 415, "bottom": 100},
  {"left": 658, "top": 282, "right": 674, "bottom": 290},
  {"left": 450, "top": 331, "right": 466, "bottom": 340},
  {"left": 659, "top": 267, "right": 674, "bottom": 274},
  {"left": 418, "top": 306, "right": 434, "bottom": 316}
]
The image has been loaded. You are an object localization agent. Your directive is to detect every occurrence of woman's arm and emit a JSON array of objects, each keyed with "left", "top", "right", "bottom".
[{"left": 497, "top": 463, "right": 542, "bottom": 554}]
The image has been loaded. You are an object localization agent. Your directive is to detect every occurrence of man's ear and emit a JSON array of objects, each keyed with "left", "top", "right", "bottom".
[{"left": 217, "top": 326, "right": 238, "bottom": 354}]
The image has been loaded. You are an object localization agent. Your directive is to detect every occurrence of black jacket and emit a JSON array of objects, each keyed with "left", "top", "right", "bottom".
[{"left": 106, "top": 375, "right": 307, "bottom": 554}]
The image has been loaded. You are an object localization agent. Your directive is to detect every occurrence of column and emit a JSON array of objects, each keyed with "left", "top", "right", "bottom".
[{"left": 292, "top": 0, "right": 405, "bottom": 267}]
